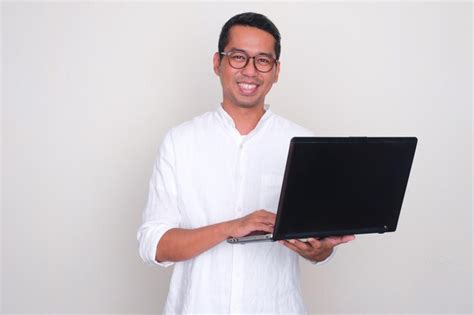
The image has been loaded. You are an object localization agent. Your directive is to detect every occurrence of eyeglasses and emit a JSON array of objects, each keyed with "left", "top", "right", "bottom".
[{"left": 220, "top": 50, "right": 278, "bottom": 73}]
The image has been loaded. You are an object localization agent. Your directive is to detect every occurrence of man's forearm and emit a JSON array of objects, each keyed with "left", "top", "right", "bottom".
[
  {"left": 155, "top": 221, "right": 231, "bottom": 263},
  {"left": 155, "top": 209, "right": 276, "bottom": 263}
]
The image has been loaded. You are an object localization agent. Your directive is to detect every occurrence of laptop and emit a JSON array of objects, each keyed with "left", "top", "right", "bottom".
[{"left": 227, "top": 137, "right": 417, "bottom": 244}]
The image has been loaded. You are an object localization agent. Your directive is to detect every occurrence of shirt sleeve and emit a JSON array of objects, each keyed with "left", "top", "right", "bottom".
[{"left": 137, "top": 130, "right": 181, "bottom": 267}]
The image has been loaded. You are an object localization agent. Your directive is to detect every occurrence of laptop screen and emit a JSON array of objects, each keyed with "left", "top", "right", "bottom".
[{"left": 273, "top": 137, "right": 417, "bottom": 240}]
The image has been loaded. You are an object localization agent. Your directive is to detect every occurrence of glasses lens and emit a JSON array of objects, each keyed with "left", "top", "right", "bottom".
[
  {"left": 254, "top": 55, "right": 274, "bottom": 72},
  {"left": 228, "top": 51, "right": 248, "bottom": 69}
]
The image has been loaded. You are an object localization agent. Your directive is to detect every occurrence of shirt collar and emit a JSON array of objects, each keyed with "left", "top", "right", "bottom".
[{"left": 216, "top": 103, "right": 272, "bottom": 132}]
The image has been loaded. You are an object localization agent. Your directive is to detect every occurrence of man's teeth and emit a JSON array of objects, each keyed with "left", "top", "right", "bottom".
[{"left": 239, "top": 83, "right": 257, "bottom": 90}]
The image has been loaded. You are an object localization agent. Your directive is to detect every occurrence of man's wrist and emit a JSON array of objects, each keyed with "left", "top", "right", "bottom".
[
  {"left": 309, "top": 246, "right": 337, "bottom": 265},
  {"left": 217, "top": 220, "right": 233, "bottom": 239},
  {"left": 312, "top": 247, "right": 333, "bottom": 263}
]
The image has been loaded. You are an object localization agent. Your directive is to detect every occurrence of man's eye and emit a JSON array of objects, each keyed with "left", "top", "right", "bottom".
[
  {"left": 257, "top": 57, "right": 271, "bottom": 64},
  {"left": 232, "top": 54, "right": 247, "bottom": 61}
]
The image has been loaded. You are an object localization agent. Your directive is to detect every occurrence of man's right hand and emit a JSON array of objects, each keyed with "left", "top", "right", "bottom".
[
  {"left": 156, "top": 209, "right": 276, "bottom": 263},
  {"left": 226, "top": 209, "right": 276, "bottom": 238}
]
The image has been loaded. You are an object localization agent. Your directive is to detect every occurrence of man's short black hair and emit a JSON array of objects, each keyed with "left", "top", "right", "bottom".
[{"left": 218, "top": 12, "right": 281, "bottom": 60}]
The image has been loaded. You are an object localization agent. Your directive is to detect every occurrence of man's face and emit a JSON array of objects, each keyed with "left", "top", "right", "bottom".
[{"left": 213, "top": 25, "right": 280, "bottom": 109}]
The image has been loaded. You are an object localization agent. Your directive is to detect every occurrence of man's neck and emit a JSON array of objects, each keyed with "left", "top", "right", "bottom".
[{"left": 222, "top": 103, "right": 266, "bottom": 136}]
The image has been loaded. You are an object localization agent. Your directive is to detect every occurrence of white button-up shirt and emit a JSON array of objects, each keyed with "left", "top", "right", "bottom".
[{"left": 138, "top": 105, "right": 318, "bottom": 314}]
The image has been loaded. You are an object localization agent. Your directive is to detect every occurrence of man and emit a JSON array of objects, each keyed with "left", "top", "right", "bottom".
[{"left": 138, "top": 12, "right": 354, "bottom": 313}]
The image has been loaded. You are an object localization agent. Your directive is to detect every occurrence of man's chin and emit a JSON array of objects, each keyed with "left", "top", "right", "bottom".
[
  {"left": 237, "top": 103, "right": 260, "bottom": 109},
  {"left": 235, "top": 98, "right": 263, "bottom": 109},
  {"left": 225, "top": 95, "right": 264, "bottom": 109}
]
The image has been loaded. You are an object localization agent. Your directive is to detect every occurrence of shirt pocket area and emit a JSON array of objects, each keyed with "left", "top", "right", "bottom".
[{"left": 259, "top": 173, "right": 284, "bottom": 213}]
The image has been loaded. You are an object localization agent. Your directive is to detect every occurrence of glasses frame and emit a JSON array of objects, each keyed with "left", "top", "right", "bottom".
[{"left": 220, "top": 50, "right": 278, "bottom": 73}]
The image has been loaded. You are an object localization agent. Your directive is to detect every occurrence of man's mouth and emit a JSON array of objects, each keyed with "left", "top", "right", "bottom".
[{"left": 238, "top": 82, "right": 259, "bottom": 95}]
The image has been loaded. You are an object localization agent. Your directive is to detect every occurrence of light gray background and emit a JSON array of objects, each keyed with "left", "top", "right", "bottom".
[{"left": 1, "top": 1, "right": 472, "bottom": 314}]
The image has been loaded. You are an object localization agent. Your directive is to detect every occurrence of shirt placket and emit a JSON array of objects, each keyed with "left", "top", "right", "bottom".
[{"left": 230, "top": 138, "right": 246, "bottom": 314}]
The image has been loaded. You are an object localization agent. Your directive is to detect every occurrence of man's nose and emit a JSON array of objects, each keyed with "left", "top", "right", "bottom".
[{"left": 241, "top": 57, "right": 258, "bottom": 76}]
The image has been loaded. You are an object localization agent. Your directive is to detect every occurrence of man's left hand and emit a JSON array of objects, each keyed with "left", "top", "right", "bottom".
[{"left": 279, "top": 235, "right": 355, "bottom": 263}]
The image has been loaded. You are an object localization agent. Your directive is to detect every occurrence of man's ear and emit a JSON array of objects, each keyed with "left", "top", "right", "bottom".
[
  {"left": 273, "top": 61, "right": 281, "bottom": 83},
  {"left": 213, "top": 52, "right": 221, "bottom": 76}
]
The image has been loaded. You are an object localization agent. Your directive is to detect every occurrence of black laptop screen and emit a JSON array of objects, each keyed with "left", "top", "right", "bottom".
[{"left": 273, "top": 137, "right": 417, "bottom": 240}]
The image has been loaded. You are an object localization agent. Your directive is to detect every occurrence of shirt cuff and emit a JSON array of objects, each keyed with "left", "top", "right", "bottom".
[{"left": 137, "top": 223, "right": 176, "bottom": 267}]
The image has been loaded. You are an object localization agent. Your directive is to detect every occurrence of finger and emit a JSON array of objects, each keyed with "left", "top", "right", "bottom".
[
  {"left": 325, "top": 235, "right": 355, "bottom": 246},
  {"left": 251, "top": 210, "right": 276, "bottom": 224},
  {"left": 250, "top": 223, "right": 274, "bottom": 233},
  {"left": 259, "top": 216, "right": 276, "bottom": 226},
  {"left": 287, "top": 239, "right": 311, "bottom": 251},
  {"left": 259, "top": 212, "right": 277, "bottom": 223},
  {"left": 255, "top": 216, "right": 276, "bottom": 226},
  {"left": 342, "top": 235, "right": 356, "bottom": 242},
  {"left": 279, "top": 240, "right": 303, "bottom": 254},
  {"left": 307, "top": 238, "right": 323, "bottom": 250},
  {"left": 322, "top": 237, "right": 343, "bottom": 247}
]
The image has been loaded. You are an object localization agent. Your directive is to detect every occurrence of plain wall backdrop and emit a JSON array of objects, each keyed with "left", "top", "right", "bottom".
[{"left": 1, "top": 1, "right": 472, "bottom": 314}]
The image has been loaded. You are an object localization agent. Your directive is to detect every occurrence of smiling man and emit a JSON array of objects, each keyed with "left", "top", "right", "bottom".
[{"left": 138, "top": 12, "right": 354, "bottom": 314}]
